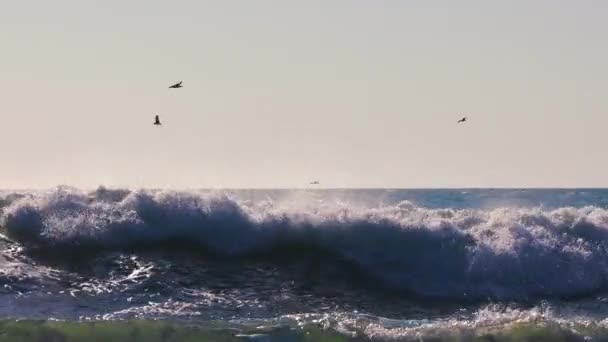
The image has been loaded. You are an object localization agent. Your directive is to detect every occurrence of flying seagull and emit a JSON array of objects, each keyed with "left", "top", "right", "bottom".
[
  {"left": 457, "top": 117, "right": 467, "bottom": 123},
  {"left": 169, "top": 81, "right": 183, "bottom": 89},
  {"left": 154, "top": 115, "right": 162, "bottom": 126}
]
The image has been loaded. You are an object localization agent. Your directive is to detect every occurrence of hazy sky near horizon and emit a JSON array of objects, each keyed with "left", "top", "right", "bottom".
[{"left": 1, "top": 1, "right": 607, "bottom": 188}]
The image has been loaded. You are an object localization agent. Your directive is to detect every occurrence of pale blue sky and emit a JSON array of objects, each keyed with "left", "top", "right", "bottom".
[{"left": 1, "top": 1, "right": 607, "bottom": 188}]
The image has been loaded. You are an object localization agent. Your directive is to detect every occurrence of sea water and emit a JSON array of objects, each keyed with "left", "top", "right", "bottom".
[{"left": 2, "top": 187, "right": 608, "bottom": 341}]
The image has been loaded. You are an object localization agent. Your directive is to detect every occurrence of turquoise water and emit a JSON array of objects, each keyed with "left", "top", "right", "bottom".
[{"left": 0, "top": 319, "right": 607, "bottom": 341}]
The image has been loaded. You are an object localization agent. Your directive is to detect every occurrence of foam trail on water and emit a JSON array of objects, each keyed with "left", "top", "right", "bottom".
[{"left": 2, "top": 187, "right": 608, "bottom": 300}]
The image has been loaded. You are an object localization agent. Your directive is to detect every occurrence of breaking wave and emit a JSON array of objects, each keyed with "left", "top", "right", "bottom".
[{"left": 2, "top": 187, "right": 608, "bottom": 300}]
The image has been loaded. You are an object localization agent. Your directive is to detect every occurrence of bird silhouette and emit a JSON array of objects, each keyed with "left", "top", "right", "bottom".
[
  {"left": 154, "top": 115, "right": 162, "bottom": 125},
  {"left": 457, "top": 117, "right": 467, "bottom": 123},
  {"left": 169, "top": 81, "right": 183, "bottom": 89}
]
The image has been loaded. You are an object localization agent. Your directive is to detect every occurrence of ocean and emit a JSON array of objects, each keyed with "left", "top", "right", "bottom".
[{"left": 2, "top": 187, "right": 608, "bottom": 341}]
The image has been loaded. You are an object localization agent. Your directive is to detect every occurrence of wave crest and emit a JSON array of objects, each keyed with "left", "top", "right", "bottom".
[{"left": 2, "top": 187, "right": 608, "bottom": 300}]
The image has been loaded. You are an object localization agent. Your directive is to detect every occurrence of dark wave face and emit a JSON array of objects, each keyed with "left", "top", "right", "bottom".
[{"left": 2, "top": 187, "right": 608, "bottom": 340}]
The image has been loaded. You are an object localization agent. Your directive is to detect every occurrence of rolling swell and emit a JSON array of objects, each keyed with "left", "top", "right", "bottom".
[{"left": 2, "top": 188, "right": 608, "bottom": 301}]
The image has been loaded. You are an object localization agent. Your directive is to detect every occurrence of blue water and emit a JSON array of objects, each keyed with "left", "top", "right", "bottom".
[{"left": 2, "top": 187, "right": 608, "bottom": 340}]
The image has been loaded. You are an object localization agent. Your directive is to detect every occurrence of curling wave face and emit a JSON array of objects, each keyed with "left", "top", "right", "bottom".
[{"left": 2, "top": 187, "right": 608, "bottom": 301}]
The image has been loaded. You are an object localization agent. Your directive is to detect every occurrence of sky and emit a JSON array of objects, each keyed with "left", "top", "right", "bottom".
[{"left": 1, "top": 1, "right": 607, "bottom": 188}]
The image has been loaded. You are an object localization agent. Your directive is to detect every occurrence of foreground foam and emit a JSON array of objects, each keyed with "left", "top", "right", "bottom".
[
  {"left": 0, "top": 316, "right": 605, "bottom": 342},
  {"left": 3, "top": 188, "right": 608, "bottom": 300},
  {"left": 308, "top": 305, "right": 608, "bottom": 341}
]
